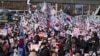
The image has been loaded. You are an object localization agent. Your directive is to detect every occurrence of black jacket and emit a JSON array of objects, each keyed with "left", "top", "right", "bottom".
[
  {"left": 78, "top": 40, "right": 87, "bottom": 49},
  {"left": 87, "top": 36, "right": 99, "bottom": 51},
  {"left": 39, "top": 47, "right": 50, "bottom": 56}
]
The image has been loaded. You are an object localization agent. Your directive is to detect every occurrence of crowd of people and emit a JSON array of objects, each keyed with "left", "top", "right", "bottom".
[{"left": 0, "top": 3, "right": 100, "bottom": 56}]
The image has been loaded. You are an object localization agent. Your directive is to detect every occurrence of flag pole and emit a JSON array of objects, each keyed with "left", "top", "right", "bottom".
[
  {"left": 27, "top": 0, "right": 31, "bottom": 14},
  {"left": 55, "top": 3, "right": 58, "bottom": 17},
  {"left": 82, "top": 4, "right": 84, "bottom": 15}
]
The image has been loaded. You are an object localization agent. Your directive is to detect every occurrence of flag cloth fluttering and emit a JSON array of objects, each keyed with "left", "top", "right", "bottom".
[{"left": 41, "top": 2, "right": 51, "bottom": 28}]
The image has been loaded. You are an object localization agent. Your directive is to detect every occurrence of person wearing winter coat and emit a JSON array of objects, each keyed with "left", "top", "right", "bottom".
[
  {"left": 78, "top": 35, "right": 87, "bottom": 54},
  {"left": 38, "top": 42, "right": 50, "bottom": 56},
  {"left": 87, "top": 32, "right": 99, "bottom": 55}
]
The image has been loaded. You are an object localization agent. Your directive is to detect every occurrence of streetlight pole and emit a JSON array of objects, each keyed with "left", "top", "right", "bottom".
[{"left": 1, "top": 1, "right": 4, "bottom": 9}]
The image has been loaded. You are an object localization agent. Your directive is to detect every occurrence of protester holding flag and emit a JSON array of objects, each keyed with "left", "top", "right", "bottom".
[{"left": 0, "top": 2, "right": 100, "bottom": 56}]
